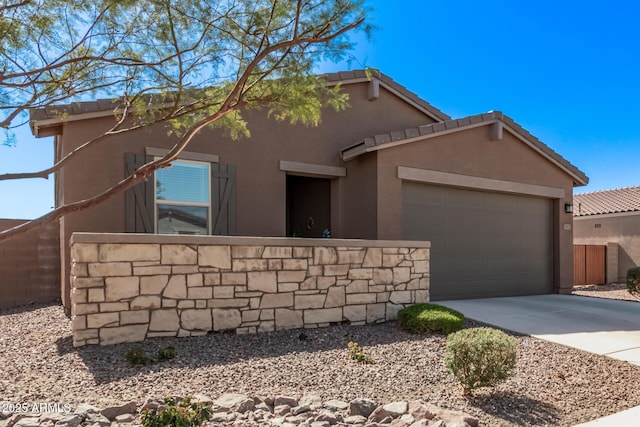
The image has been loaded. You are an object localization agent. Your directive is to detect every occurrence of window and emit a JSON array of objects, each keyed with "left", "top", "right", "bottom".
[{"left": 155, "top": 160, "right": 210, "bottom": 235}]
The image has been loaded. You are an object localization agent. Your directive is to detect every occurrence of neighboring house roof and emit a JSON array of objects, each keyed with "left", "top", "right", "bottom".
[
  {"left": 29, "top": 69, "right": 450, "bottom": 137},
  {"left": 574, "top": 186, "right": 640, "bottom": 216},
  {"left": 340, "top": 110, "right": 589, "bottom": 186}
]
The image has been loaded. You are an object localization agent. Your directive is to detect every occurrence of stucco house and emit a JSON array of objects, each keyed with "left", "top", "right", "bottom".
[
  {"left": 574, "top": 186, "right": 640, "bottom": 282},
  {"left": 30, "top": 70, "right": 588, "bottom": 309}
]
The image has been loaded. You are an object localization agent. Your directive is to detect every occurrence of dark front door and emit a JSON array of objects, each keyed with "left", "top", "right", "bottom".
[{"left": 286, "top": 175, "right": 331, "bottom": 238}]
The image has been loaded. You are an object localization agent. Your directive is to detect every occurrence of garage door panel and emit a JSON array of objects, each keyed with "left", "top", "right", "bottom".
[
  {"left": 446, "top": 188, "right": 484, "bottom": 208},
  {"left": 486, "top": 215, "right": 519, "bottom": 236},
  {"left": 488, "top": 195, "right": 519, "bottom": 213},
  {"left": 403, "top": 183, "right": 442, "bottom": 205},
  {"left": 447, "top": 212, "right": 485, "bottom": 236},
  {"left": 446, "top": 236, "right": 485, "bottom": 256},
  {"left": 485, "top": 237, "right": 521, "bottom": 257},
  {"left": 403, "top": 204, "right": 446, "bottom": 233},
  {"left": 519, "top": 196, "right": 552, "bottom": 215},
  {"left": 521, "top": 215, "right": 551, "bottom": 233},
  {"left": 402, "top": 182, "right": 553, "bottom": 300},
  {"left": 443, "top": 259, "right": 485, "bottom": 281}
]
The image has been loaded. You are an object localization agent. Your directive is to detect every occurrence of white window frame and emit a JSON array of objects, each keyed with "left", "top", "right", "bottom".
[{"left": 154, "top": 158, "right": 212, "bottom": 235}]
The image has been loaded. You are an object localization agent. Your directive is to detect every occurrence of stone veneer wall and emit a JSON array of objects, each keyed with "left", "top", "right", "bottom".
[{"left": 70, "top": 233, "right": 430, "bottom": 346}]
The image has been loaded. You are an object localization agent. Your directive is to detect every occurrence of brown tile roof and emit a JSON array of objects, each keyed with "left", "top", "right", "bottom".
[
  {"left": 323, "top": 70, "right": 450, "bottom": 122},
  {"left": 340, "top": 111, "right": 589, "bottom": 186},
  {"left": 30, "top": 69, "right": 451, "bottom": 134},
  {"left": 574, "top": 186, "right": 640, "bottom": 216},
  {"left": 29, "top": 98, "right": 123, "bottom": 123}
]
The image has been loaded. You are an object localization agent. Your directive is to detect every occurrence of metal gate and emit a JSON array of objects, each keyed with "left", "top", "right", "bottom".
[{"left": 574, "top": 245, "right": 606, "bottom": 286}]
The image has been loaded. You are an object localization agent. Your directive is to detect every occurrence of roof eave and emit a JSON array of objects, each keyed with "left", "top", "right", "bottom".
[
  {"left": 341, "top": 114, "right": 589, "bottom": 187},
  {"left": 30, "top": 69, "right": 452, "bottom": 138}
]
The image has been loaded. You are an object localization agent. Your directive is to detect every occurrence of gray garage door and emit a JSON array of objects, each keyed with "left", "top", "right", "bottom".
[{"left": 402, "top": 182, "right": 553, "bottom": 300}]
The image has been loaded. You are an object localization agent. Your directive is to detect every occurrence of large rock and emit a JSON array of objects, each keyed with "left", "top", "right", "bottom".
[
  {"left": 299, "top": 394, "right": 322, "bottom": 410},
  {"left": 437, "top": 409, "right": 478, "bottom": 427},
  {"left": 368, "top": 406, "right": 392, "bottom": 423},
  {"left": 349, "top": 398, "right": 378, "bottom": 418},
  {"left": 407, "top": 400, "right": 438, "bottom": 420},
  {"left": 38, "top": 413, "right": 83, "bottom": 427},
  {"left": 10, "top": 415, "right": 41, "bottom": 427},
  {"left": 83, "top": 413, "right": 111, "bottom": 427},
  {"left": 100, "top": 401, "right": 137, "bottom": 421},
  {"left": 115, "top": 413, "right": 136, "bottom": 423},
  {"left": 213, "top": 393, "right": 254, "bottom": 413},
  {"left": 290, "top": 405, "right": 310, "bottom": 416},
  {"left": 73, "top": 403, "right": 99, "bottom": 415},
  {"left": 323, "top": 400, "right": 349, "bottom": 412},
  {"left": 344, "top": 415, "right": 367, "bottom": 424},
  {"left": 273, "top": 404, "right": 291, "bottom": 416},
  {"left": 383, "top": 401, "right": 408, "bottom": 418},
  {"left": 140, "top": 397, "right": 163, "bottom": 412},
  {"left": 274, "top": 396, "right": 298, "bottom": 407},
  {"left": 314, "top": 410, "right": 338, "bottom": 424}
]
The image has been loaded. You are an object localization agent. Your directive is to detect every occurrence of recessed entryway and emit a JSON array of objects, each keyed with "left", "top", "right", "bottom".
[{"left": 286, "top": 175, "right": 331, "bottom": 238}]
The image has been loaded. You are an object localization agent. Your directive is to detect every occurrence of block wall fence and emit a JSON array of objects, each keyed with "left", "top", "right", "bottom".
[
  {"left": 69, "top": 233, "right": 430, "bottom": 346},
  {"left": 0, "top": 219, "right": 60, "bottom": 309}
]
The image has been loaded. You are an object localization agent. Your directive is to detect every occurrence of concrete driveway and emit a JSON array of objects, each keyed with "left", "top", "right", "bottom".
[{"left": 438, "top": 294, "right": 640, "bottom": 365}]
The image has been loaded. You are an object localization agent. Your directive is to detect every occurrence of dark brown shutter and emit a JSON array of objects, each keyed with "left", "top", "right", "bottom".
[
  {"left": 124, "top": 153, "right": 154, "bottom": 233},
  {"left": 211, "top": 163, "right": 236, "bottom": 235}
]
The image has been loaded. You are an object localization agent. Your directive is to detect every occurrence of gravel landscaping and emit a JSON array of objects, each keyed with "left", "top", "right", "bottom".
[
  {"left": 2, "top": 297, "right": 640, "bottom": 426},
  {"left": 572, "top": 282, "right": 639, "bottom": 302}
]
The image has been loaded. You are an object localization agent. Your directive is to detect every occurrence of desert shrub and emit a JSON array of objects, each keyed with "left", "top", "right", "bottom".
[
  {"left": 142, "top": 397, "right": 211, "bottom": 427},
  {"left": 347, "top": 341, "right": 375, "bottom": 364},
  {"left": 626, "top": 267, "right": 640, "bottom": 297},
  {"left": 126, "top": 345, "right": 176, "bottom": 366},
  {"left": 158, "top": 345, "right": 176, "bottom": 361},
  {"left": 445, "top": 327, "right": 517, "bottom": 395},
  {"left": 125, "top": 347, "right": 152, "bottom": 366},
  {"left": 397, "top": 303, "right": 464, "bottom": 335}
]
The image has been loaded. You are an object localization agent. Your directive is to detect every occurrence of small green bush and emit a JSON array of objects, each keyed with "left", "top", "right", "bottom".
[
  {"left": 626, "top": 267, "right": 640, "bottom": 297},
  {"left": 397, "top": 303, "right": 464, "bottom": 335},
  {"left": 158, "top": 345, "right": 176, "bottom": 361},
  {"left": 445, "top": 327, "right": 517, "bottom": 395},
  {"left": 142, "top": 397, "right": 212, "bottom": 427},
  {"left": 347, "top": 341, "right": 375, "bottom": 364},
  {"left": 125, "top": 347, "right": 152, "bottom": 366}
]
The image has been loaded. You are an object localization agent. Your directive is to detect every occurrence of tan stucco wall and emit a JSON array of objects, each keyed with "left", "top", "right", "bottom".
[
  {"left": 574, "top": 214, "right": 640, "bottom": 281},
  {"left": 373, "top": 125, "right": 577, "bottom": 294},
  {"left": 55, "top": 82, "right": 435, "bottom": 308}
]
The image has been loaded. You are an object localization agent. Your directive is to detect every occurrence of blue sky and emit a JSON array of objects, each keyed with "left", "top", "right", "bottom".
[{"left": 1, "top": 0, "right": 639, "bottom": 219}]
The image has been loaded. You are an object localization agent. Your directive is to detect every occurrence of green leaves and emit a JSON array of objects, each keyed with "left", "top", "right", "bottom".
[
  {"left": 445, "top": 327, "right": 518, "bottom": 395},
  {"left": 142, "top": 397, "right": 212, "bottom": 427},
  {"left": 3, "top": 0, "right": 369, "bottom": 140}
]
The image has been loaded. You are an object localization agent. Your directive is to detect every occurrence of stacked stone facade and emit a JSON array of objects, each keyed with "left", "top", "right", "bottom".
[{"left": 70, "top": 234, "right": 430, "bottom": 346}]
